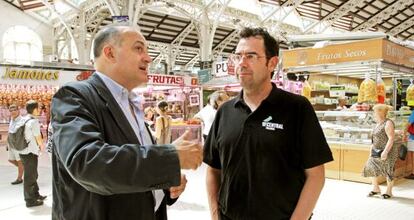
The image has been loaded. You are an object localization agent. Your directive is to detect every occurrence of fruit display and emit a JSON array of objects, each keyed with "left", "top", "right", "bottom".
[
  {"left": 186, "top": 119, "right": 201, "bottom": 125},
  {"left": 357, "top": 78, "right": 377, "bottom": 103},
  {"left": 406, "top": 82, "right": 414, "bottom": 104}
]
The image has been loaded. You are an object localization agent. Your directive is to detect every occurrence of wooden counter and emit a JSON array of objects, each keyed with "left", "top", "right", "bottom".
[{"left": 325, "top": 141, "right": 413, "bottom": 183}]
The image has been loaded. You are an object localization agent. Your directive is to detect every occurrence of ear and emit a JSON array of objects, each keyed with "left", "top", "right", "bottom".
[
  {"left": 267, "top": 56, "right": 278, "bottom": 72},
  {"left": 102, "top": 45, "right": 117, "bottom": 63}
]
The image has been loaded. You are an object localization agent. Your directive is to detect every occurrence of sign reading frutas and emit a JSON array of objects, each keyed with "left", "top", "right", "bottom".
[
  {"left": 147, "top": 74, "right": 198, "bottom": 86},
  {"left": 2, "top": 67, "right": 59, "bottom": 80}
]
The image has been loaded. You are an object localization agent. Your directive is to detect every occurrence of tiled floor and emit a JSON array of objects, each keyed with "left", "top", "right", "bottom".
[{"left": 1, "top": 146, "right": 414, "bottom": 220}]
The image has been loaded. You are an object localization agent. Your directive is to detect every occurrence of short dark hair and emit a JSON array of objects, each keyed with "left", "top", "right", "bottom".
[
  {"left": 239, "top": 27, "right": 279, "bottom": 78},
  {"left": 26, "top": 100, "right": 39, "bottom": 114},
  {"left": 92, "top": 23, "right": 133, "bottom": 58},
  {"left": 157, "top": 101, "right": 169, "bottom": 112}
]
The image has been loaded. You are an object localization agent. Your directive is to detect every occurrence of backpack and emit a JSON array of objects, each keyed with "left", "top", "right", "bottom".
[
  {"left": 408, "top": 123, "right": 414, "bottom": 135},
  {"left": 7, "top": 118, "right": 33, "bottom": 151}
]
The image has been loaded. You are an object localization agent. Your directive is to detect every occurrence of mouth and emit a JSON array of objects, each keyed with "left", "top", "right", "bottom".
[
  {"left": 238, "top": 72, "right": 252, "bottom": 76},
  {"left": 139, "top": 66, "right": 148, "bottom": 73}
]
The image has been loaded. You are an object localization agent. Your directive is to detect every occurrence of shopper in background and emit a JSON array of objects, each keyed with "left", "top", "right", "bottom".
[
  {"left": 19, "top": 100, "right": 46, "bottom": 207},
  {"left": 204, "top": 27, "right": 333, "bottom": 220},
  {"left": 51, "top": 23, "right": 202, "bottom": 220},
  {"left": 363, "top": 104, "right": 398, "bottom": 199},
  {"left": 336, "top": 96, "right": 348, "bottom": 110},
  {"left": 404, "top": 110, "right": 414, "bottom": 179},
  {"left": 155, "top": 101, "right": 172, "bottom": 144},
  {"left": 193, "top": 91, "right": 229, "bottom": 140},
  {"left": 6, "top": 104, "right": 24, "bottom": 185},
  {"left": 144, "top": 106, "right": 156, "bottom": 130}
]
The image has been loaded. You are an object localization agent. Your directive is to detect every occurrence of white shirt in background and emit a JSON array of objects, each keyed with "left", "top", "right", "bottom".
[{"left": 194, "top": 104, "right": 216, "bottom": 136}]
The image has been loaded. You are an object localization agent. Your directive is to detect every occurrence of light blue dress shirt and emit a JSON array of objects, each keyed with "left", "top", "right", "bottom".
[{"left": 96, "top": 72, "right": 164, "bottom": 211}]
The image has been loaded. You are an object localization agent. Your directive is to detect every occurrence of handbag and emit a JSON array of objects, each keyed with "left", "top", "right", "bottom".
[
  {"left": 399, "top": 144, "right": 408, "bottom": 160},
  {"left": 371, "top": 148, "right": 383, "bottom": 158}
]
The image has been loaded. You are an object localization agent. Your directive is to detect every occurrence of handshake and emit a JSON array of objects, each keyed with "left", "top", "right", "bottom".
[{"left": 172, "top": 130, "right": 203, "bottom": 170}]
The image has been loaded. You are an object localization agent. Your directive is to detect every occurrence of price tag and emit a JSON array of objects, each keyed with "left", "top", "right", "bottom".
[{"left": 329, "top": 85, "right": 346, "bottom": 97}]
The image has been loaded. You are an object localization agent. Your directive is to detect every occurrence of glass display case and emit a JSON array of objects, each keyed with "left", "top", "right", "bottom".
[{"left": 316, "top": 110, "right": 410, "bottom": 145}]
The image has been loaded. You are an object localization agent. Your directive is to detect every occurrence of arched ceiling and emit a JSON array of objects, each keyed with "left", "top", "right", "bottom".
[{"left": 4, "top": 0, "right": 414, "bottom": 68}]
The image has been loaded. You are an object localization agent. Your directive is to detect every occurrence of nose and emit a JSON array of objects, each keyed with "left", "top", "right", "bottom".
[{"left": 143, "top": 52, "right": 152, "bottom": 63}]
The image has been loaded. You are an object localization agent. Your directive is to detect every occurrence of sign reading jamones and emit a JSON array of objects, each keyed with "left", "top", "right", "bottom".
[
  {"left": 2, "top": 67, "right": 59, "bottom": 80},
  {"left": 0, "top": 66, "right": 82, "bottom": 86},
  {"left": 147, "top": 74, "right": 198, "bottom": 86}
]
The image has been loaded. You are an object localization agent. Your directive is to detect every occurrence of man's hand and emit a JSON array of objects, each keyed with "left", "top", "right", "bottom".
[
  {"left": 169, "top": 174, "right": 187, "bottom": 199},
  {"left": 173, "top": 130, "right": 203, "bottom": 170}
]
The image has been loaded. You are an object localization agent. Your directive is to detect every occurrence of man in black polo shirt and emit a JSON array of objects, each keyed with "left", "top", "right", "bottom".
[{"left": 204, "top": 27, "right": 333, "bottom": 220}]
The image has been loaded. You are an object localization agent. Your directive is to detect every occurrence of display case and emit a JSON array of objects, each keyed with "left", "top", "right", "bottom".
[
  {"left": 316, "top": 110, "right": 409, "bottom": 145},
  {"left": 316, "top": 110, "right": 412, "bottom": 183}
]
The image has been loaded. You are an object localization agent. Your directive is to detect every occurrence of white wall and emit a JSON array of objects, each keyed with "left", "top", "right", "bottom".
[{"left": 0, "top": 0, "right": 53, "bottom": 61}]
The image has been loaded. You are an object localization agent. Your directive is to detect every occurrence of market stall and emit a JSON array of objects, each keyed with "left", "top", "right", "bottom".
[
  {"left": 281, "top": 38, "right": 414, "bottom": 183},
  {"left": 0, "top": 63, "right": 93, "bottom": 147},
  {"left": 133, "top": 74, "right": 202, "bottom": 142},
  {"left": 282, "top": 38, "right": 414, "bottom": 110}
]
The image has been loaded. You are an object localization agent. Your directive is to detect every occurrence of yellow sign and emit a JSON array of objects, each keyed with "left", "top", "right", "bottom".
[
  {"left": 282, "top": 39, "right": 414, "bottom": 69},
  {"left": 382, "top": 40, "right": 414, "bottom": 68},
  {"left": 2, "top": 67, "right": 59, "bottom": 80},
  {"left": 282, "top": 39, "right": 383, "bottom": 68}
]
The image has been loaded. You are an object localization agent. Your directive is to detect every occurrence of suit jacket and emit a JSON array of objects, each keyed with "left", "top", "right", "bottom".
[{"left": 51, "top": 73, "right": 181, "bottom": 220}]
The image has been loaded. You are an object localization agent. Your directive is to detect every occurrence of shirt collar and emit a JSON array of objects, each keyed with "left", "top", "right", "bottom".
[
  {"left": 96, "top": 72, "right": 144, "bottom": 111},
  {"left": 96, "top": 71, "right": 129, "bottom": 101},
  {"left": 234, "top": 82, "right": 279, "bottom": 108}
]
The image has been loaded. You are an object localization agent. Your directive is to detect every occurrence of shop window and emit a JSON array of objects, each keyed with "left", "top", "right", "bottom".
[{"left": 2, "top": 25, "right": 43, "bottom": 64}]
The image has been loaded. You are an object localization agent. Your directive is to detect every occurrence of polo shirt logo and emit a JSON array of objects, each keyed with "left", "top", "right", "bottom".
[{"left": 262, "top": 116, "right": 283, "bottom": 130}]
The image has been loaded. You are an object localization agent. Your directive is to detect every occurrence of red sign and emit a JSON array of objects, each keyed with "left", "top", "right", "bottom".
[
  {"left": 227, "top": 59, "right": 235, "bottom": 75},
  {"left": 147, "top": 74, "right": 199, "bottom": 86},
  {"left": 148, "top": 75, "right": 184, "bottom": 85}
]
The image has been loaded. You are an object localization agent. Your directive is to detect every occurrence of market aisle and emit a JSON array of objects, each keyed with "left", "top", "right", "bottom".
[{"left": 1, "top": 146, "right": 414, "bottom": 220}]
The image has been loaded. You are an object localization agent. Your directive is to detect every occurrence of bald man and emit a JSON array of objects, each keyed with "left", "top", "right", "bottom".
[{"left": 51, "top": 24, "right": 202, "bottom": 220}]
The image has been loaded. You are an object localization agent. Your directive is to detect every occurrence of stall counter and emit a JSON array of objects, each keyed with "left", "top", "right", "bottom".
[{"left": 325, "top": 141, "right": 412, "bottom": 183}]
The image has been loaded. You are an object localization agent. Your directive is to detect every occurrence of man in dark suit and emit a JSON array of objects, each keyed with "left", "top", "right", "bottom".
[{"left": 51, "top": 23, "right": 203, "bottom": 220}]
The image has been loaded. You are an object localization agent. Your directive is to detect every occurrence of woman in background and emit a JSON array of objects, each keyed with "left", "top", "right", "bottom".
[
  {"left": 363, "top": 104, "right": 398, "bottom": 199},
  {"left": 155, "top": 101, "right": 172, "bottom": 144},
  {"left": 144, "top": 106, "right": 156, "bottom": 130}
]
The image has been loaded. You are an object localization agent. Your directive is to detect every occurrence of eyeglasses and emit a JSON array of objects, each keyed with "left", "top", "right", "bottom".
[{"left": 230, "top": 53, "right": 267, "bottom": 63}]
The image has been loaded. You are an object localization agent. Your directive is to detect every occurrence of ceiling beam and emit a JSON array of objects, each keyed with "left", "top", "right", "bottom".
[
  {"left": 304, "top": 0, "right": 364, "bottom": 33},
  {"left": 22, "top": 3, "right": 45, "bottom": 10},
  {"left": 212, "top": 29, "right": 238, "bottom": 56},
  {"left": 261, "top": 0, "right": 306, "bottom": 24},
  {"left": 354, "top": 0, "right": 414, "bottom": 31},
  {"left": 147, "top": 14, "right": 169, "bottom": 39},
  {"left": 388, "top": 16, "right": 414, "bottom": 36},
  {"left": 171, "top": 21, "right": 194, "bottom": 46}
]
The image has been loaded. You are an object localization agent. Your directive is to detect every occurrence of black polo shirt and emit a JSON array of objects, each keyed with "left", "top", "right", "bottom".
[{"left": 204, "top": 83, "right": 333, "bottom": 220}]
